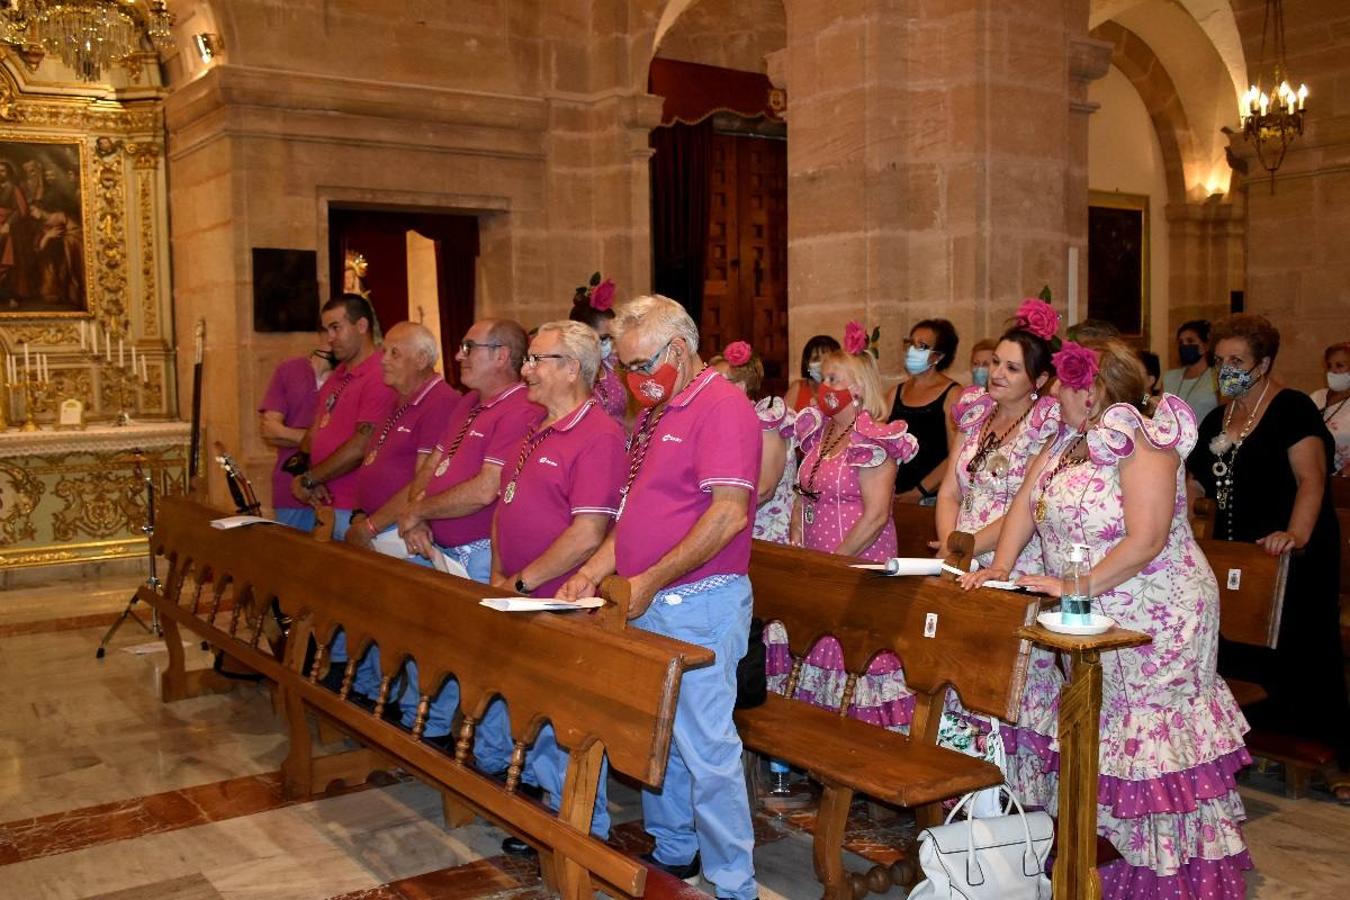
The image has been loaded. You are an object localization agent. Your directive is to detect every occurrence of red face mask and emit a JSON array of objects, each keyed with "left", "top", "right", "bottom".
[
  {"left": 818, "top": 383, "right": 854, "bottom": 415},
  {"left": 627, "top": 363, "right": 679, "bottom": 408}
]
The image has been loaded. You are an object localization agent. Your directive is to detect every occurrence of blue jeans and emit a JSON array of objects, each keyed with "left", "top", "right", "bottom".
[
  {"left": 633, "top": 575, "right": 757, "bottom": 899},
  {"left": 274, "top": 506, "right": 315, "bottom": 531},
  {"left": 522, "top": 723, "right": 611, "bottom": 838},
  {"left": 327, "top": 508, "right": 357, "bottom": 666},
  {"left": 351, "top": 527, "right": 435, "bottom": 699},
  {"left": 399, "top": 540, "right": 493, "bottom": 748}
]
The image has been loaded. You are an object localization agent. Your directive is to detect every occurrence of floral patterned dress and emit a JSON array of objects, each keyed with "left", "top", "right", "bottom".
[
  {"left": 764, "top": 407, "right": 920, "bottom": 730},
  {"left": 936, "top": 388, "right": 1064, "bottom": 809},
  {"left": 592, "top": 355, "right": 628, "bottom": 424},
  {"left": 1028, "top": 395, "right": 1251, "bottom": 899},
  {"left": 752, "top": 397, "right": 796, "bottom": 544}
]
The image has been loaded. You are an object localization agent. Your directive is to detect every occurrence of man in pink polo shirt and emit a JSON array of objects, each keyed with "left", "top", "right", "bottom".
[
  {"left": 339, "top": 321, "right": 459, "bottom": 700},
  {"left": 558, "top": 295, "right": 761, "bottom": 900},
  {"left": 291, "top": 294, "right": 398, "bottom": 541},
  {"left": 258, "top": 334, "right": 332, "bottom": 530},
  {"left": 344, "top": 322, "right": 459, "bottom": 549},
  {"left": 484, "top": 320, "right": 626, "bottom": 853},
  {"left": 396, "top": 317, "right": 543, "bottom": 747}
]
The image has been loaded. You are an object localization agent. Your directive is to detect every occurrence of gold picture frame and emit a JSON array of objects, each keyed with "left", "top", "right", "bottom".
[
  {"left": 0, "top": 133, "right": 93, "bottom": 319},
  {"left": 1087, "top": 190, "right": 1150, "bottom": 346}
]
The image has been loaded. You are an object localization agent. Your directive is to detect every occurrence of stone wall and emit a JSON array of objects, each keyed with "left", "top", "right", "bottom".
[{"left": 1232, "top": 0, "right": 1350, "bottom": 391}]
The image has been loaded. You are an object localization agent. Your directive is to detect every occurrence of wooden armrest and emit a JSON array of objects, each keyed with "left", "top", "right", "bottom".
[{"left": 1017, "top": 624, "right": 1151, "bottom": 653}]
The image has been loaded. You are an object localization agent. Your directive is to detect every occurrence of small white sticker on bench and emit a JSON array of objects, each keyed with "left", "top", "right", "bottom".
[
  {"left": 1226, "top": 568, "right": 1241, "bottom": 590},
  {"left": 923, "top": 612, "right": 938, "bottom": 638}
]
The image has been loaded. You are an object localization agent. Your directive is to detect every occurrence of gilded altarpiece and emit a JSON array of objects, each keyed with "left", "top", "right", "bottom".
[{"left": 0, "top": 59, "right": 180, "bottom": 570}]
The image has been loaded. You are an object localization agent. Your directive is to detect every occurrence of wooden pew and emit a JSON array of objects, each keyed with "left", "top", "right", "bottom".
[
  {"left": 892, "top": 498, "right": 938, "bottom": 559},
  {"left": 140, "top": 498, "right": 713, "bottom": 899},
  {"left": 1198, "top": 537, "right": 1337, "bottom": 797},
  {"left": 742, "top": 537, "right": 1020, "bottom": 899}
]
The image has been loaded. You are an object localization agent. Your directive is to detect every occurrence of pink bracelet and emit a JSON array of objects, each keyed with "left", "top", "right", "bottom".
[{"left": 364, "top": 517, "right": 378, "bottom": 537}]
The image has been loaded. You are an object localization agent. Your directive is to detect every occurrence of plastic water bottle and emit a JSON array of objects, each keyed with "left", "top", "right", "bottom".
[{"left": 1061, "top": 543, "right": 1092, "bottom": 627}]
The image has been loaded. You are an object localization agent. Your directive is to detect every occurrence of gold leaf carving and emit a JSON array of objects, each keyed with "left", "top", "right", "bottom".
[{"left": 0, "top": 461, "right": 44, "bottom": 543}]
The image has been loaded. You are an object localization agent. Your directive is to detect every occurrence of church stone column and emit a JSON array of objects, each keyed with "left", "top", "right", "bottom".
[{"left": 784, "top": 0, "right": 1106, "bottom": 372}]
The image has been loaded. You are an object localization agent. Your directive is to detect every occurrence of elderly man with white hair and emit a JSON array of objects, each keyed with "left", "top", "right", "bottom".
[
  {"left": 483, "top": 319, "right": 627, "bottom": 854},
  {"left": 340, "top": 321, "right": 459, "bottom": 701},
  {"left": 558, "top": 295, "right": 761, "bottom": 900}
]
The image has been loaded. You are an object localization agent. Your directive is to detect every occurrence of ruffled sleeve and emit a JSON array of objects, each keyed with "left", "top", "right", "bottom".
[
  {"left": 1027, "top": 395, "right": 1063, "bottom": 444},
  {"left": 1087, "top": 394, "right": 1198, "bottom": 464},
  {"left": 794, "top": 406, "right": 826, "bottom": 455},
  {"left": 845, "top": 412, "right": 920, "bottom": 468},
  {"left": 951, "top": 385, "right": 995, "bottom": 433},
  {"left": 755, "top": 396, "right": 795, "bottom": 439}
]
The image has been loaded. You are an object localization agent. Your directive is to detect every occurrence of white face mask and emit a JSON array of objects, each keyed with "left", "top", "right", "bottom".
[
  {"left": 807, "top": 361, "right": 823, "bottom": 382},
  {"left": 1328, "top": 371, "right": 1350, "bottom": 393}
]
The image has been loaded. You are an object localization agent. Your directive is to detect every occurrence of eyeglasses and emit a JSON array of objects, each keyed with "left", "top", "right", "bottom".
[
  {"left": 523, "top": 353, "right": 570, "bottom": 367},
  {"left": 618, "top": 341, "right": 671, "bottom": 376},
  {"left": 459, "top": 340, "right": 503, "bottom": 355}
]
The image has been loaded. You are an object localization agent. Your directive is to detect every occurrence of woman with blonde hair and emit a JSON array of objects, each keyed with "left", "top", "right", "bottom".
[
  {"left": 963, "top": 337, "right": 1251, "bottom": 897},
  {"left": 776, "top": 322, "right": 920, "bottom": 730}
]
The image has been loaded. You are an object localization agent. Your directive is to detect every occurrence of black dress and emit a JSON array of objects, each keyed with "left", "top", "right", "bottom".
[
  {"left": 889, "top": 381, "right": 959, "bottom": 493},
  {"left": 1188, "top": 388, "right": 1349, "bottom": 766}
]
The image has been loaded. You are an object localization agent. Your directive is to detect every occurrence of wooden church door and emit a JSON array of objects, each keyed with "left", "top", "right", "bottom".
[{"left": 701, "top": 133, "right": 789, "bottom": 397}]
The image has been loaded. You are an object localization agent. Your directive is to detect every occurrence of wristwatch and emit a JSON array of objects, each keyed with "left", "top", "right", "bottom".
[
  {"left": 301, "top": 472, "right": 318, "bottom": 491},
  {"left": 514, "top": 576, "right": 532, "bottom": 595}
]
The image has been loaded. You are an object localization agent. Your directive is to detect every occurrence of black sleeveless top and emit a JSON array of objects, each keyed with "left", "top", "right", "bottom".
[{"left": 889, "top": 380, "right": 959, "bottom": 493}]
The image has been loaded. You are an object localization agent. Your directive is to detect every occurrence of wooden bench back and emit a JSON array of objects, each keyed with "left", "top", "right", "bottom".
[
  {"left": 1198, "top": 538, "right": 1288, "bottom": 650},
  {"left": 748, "top": 539, "right": 1039, "bottom": 722},
  {"left": 892, "top": 499, "right": 938, "bottom": 559},
  {"left": 151, "top": 498, "right": 711, "bottom": 786}
]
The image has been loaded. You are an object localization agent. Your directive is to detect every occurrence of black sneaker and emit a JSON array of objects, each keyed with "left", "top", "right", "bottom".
[
  {"left": 640, "top": 851, "right": 701, "bottom": 880},
  {"left": 501, "top": 836, "right": 537, "bottom": 857}
]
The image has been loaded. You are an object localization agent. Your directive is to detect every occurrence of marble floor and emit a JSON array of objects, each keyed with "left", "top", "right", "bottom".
[{"left": 1, "top": 571, "right": 1347, "bottom": 899}]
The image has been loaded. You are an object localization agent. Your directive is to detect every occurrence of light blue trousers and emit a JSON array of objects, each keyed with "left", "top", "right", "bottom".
[
  {"left": 274, "top": 506, "right": 316, "bottom": 531},
  {"left": 633, "top": 575, "right": 757, "bottom": 900},
  {"left": 520, "top": 724, "right": 612, "bottom": 838}
]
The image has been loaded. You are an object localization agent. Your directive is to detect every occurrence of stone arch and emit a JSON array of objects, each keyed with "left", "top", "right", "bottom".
[
  {"left": 650, "top": 0, "right": 786, "bottom": 75},
  {"left": 1091, "top": 20, "right": 1196, "bottom": 205}
]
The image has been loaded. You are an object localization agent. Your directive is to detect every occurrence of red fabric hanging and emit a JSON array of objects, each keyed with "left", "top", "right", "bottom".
[{"left": 649, "top": 58, "right": 783, "bottom": 126}]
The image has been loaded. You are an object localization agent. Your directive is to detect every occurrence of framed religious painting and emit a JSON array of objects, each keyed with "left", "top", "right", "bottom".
[
  {"left": 1087, "top": 191, "right": 1149, "bottom": 344},
  {"left": 0, "top": 136, "right": 92, "bottom": 318}
]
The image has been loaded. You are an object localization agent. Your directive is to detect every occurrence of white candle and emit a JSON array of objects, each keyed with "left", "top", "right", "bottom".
[
  {"left": 24, "top": 342, "right": 30, "bottom": 373},
  {"left": 41, "top": 354, "right": 49, "bottom": 383},
  {"left": 79, "top": 320, "right": 86, "bottom": 350},
  {"left": 130, "top": 344, "right": 137, "bottom": 372},
  {"left": 91, "top": 325, "right": 98, "bottom": 355},
  {"left": 5, "top": 354, "right": 12, "bottom": 383},
  {"left": 141, "top": 356, "right": 148, "bottom": 384},
  {"left": 105, "top": 328, "right": 112, "bottom": 362},
  {"left": 119, "top": 337, "right": 125, "bottom": 368}
]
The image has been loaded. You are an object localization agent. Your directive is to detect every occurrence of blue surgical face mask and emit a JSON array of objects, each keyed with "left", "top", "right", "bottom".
[
  {"left": 1218, "top": 363, "right": 1259, "bottom": 398},
  {"left": 599, "top": 337, "right": 613, "bottom": 359},
  {"left": 807, "top": 361, "right": 823, "bottom": 382},
  {"left": 905, "top": 346, "right": 934, "bottom": 376},
  {"left": 971, "top": 366, "right": 989, "bottom": 388}
]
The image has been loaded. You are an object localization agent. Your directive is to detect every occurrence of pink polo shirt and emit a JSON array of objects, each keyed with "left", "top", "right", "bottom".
[
  {"left": 259, "top": 356, "right": 322, "bottom": 509},
  {"left": 355, "top": 377, "right": 461, "bottom": 514},
  {"left": 613, "top": 368, "right": 761, "bottom": 587},
  {"left": 311, "top": 349, "right": 399, "bottom": 509},
  {"left": 493, "top": 400, "right": 626, "bottom": 597},
  {"left": 425, "top": 382, "right": 544, "bottom": 549}
]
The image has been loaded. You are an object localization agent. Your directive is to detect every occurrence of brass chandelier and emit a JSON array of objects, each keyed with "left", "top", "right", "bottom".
[
  {"left": 0, "top": 1, "right": 174, "bottom": 82},
  {"left": 1239, "top": 0, "right": 1307, "bottom": 187}
]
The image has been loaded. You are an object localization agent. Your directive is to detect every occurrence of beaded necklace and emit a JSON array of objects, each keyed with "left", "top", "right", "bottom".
[
  {"left": 793, "top": 417, "right": 854, "bottom": 525},
  {"left": 501, "top": 400, "right": 594, "bottom": 505},
  {"left": 1208, "top": 378, "right": 1272, "bottom": 536},
  {"left": 1033, "top": 432, "right": 1087, "bottom": 524}
]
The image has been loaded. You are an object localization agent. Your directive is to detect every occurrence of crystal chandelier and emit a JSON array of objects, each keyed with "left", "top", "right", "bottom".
[
  {"left": 0, "top": 1, "right": 175, "bottom": 83},
  {"left": 1238, "top": 0, "right": 1307, "bottom": 188}
]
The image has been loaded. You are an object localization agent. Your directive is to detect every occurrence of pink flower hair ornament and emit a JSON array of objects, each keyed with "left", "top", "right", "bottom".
[
  {"left": 574, "top": 272, "right": 616, "bottom": 312},
  {"left": 1015, "top": 297, "right": 1061, "bottom": 341},
  {"left": 843, "top": 320, "right": 880, "bottom": 358},
  {"left": 1052, "top": 341, "right": 1099, "bottom": 392},
  {"left": 723, "top": 340, "right": 753, "bottom": 366}
]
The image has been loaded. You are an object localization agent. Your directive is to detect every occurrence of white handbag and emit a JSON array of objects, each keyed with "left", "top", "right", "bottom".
[{"left": 909, "top": 786, "right": 1053, "bottom": 900}]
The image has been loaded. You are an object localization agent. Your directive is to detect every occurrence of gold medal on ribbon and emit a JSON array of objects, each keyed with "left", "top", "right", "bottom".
[
  {"left": 319, "top": 412, "right": 331, "bottom": 429},
  {"left": 1034, "top": 497, "right": 1047, "bottom": 523},
  {"left": 364, "top": 450, "right": 376, "bottom": 467},
  {"left": 502, "top": 481, "right": 517, "bottom": 504},
  {"left": 434, "top": 458, "right": 450, "bottom": 478}
]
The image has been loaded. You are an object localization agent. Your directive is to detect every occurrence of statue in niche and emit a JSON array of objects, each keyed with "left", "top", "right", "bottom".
[{"left": 342, "top": 249, "right": 370, "bottom": 298}]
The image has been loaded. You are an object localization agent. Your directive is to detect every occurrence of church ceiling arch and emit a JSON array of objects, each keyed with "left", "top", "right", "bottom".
[
  {"left": 650, "top": 0, "right": 785, "bottom": 73},
  {"left": 1090, "top": 0, "right": 1245, "bottom": 108}
]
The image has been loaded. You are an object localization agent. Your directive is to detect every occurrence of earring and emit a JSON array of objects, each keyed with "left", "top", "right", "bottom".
[{"left": 1030, "top": 391, "right": 1039, "bottom": 402}]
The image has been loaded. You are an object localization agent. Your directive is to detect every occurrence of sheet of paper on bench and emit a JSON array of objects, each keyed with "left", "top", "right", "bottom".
[
  {"left": 370, "top": 529, "right": 469, "bottom": 579},
  {"left": 210, "top": 515, "right": 276, "bottom": 529},
  {"left": 479, "top": 597, "right": 606, "bottom": 612},
  {"left": 940, "top": 562, "right": 1027, "bottom": 591}
]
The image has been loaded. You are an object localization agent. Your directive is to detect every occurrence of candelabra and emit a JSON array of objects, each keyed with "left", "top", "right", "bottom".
[
  {"left": 4, "top": 349, "right": 51, "bottom": 431},
  {"left": 77, "top": 322, "right": 149, "bottom": 426}
]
